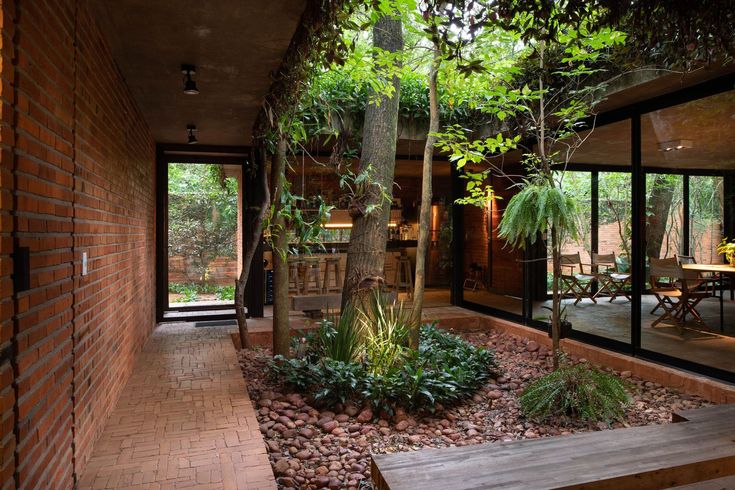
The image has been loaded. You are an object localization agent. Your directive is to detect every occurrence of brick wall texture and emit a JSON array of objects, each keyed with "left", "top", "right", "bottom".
[
  {"left": 0, "top": 0, "right": 157, "bottom": 488},
  {"left": 463, "top": 174, "right": 524, "bottom": 297}
]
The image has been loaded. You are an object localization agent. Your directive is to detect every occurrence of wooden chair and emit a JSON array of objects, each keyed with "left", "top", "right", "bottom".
[
  {"left": 592, "top": 252, "right": 631, "bottom": 302},
  {"left": 649, "top": 257, "right": 714, "bottom": 331},
  {"left": 560, "top": 252, "right": 596, "bottom": 305},
  {"left": 676, "top": 254, "right": 721, "bottom": 295},
  {"left": 649, "top": 257, "right": 685, "bottom": 329}
]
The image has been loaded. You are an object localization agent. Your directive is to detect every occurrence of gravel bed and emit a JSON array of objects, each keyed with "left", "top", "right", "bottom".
[{"left": 238, "top": 328, "right": 711, "bottom": 490}]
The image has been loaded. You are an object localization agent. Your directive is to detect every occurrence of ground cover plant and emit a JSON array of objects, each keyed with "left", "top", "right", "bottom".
[
  {"left": 519, "top": 359, "right": 631, "bottom": 423},
  {"left": 270, "top": 295, "right": 497, "bottom": 414},
  {"left": 168, "top": 282, "right": 237, "bottom": 303}
]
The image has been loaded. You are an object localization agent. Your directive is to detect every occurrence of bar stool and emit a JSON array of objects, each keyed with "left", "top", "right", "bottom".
[
  {"left": 393, "top": 254, "right": 413, "bottom": 299},
  {"left": 303, "top": 257, "right": 322, "bottom": 294},
  {"left": 288, "top": 258, "right": 304, "bottom": 294},
  {"left": 323, "top": 256, "right": 342, "bottom": 293}
]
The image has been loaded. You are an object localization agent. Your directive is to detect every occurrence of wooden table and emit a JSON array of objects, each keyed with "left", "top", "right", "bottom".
[{"left": 682, "top": 263, "right": 735, "bottom": 331}]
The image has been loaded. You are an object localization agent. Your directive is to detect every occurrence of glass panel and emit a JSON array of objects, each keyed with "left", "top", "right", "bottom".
[
  {"left": 532, "top": 171, "right": 592, "bottom": 323},
  {"left": 690, "top": 176, "right": 724, "bottom": 264},
  {"left": 530, "top": 118, "right": 632, "bottom": 344},
  {"left": 641, "top": 90, "right": 735, "bottom": 373},
  {"left": 645, "top": 174, "right": 684, "bottom": 260},
  {"left": 569, "top": 119, "right": 632, "bottom": 166},
  {"left": 167, "top": 163, "right": 240, "bottom": 307},
  {"left": 586, "top": 172, "right": 632, "bottom": 343},
  {"left": 463, "top": 173, "right": 523, "bottom": 315}
]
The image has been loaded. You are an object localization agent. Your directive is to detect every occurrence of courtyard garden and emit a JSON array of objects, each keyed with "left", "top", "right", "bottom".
[
  {"left": 228, "top": 1, "right": 735, "bottom": 489},
  {"left": 240, "top": 318, "right": 708, "bottom": 489}
]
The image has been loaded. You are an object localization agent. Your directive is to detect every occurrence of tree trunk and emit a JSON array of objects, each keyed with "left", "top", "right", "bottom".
[
  {"left": 550, "top": 226, "right": 561, "bottom": 371},
  {"left": 409, "top": 47, "right": 440, "bottom": 348},
  {"left": 341, "top": 15, "right": 403, "bottom": 311},
  {"left": 645, "top": 174, "right": 676, "bottom": 259},
  {"left": 235, "top": 143, "right": 270, "bottom": 349},
  {"left": 271, "top": 136, "right": 290, "bottom": 357}
]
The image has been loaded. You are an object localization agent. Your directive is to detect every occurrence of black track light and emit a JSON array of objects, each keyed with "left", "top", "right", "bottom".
[
  {"left": 187, "top": 125, "right": 198, "bottom": 144},
  {"left": 181, "top": 64, "right": 199, "bottom": 95}
]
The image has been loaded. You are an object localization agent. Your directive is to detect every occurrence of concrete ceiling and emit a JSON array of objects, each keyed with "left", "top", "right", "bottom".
[
  {"left": 565, "top": 89, "right": 735, "bottom": 169},
  {"left": 93, "top": 0, "right": 306, "bottom": 146}
]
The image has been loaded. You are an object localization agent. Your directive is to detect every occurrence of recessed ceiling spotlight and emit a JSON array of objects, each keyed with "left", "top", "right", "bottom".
[
  {"left": 657, "top": 139, "right": 693, "bottom": 152},
  {"left": 187, "top": 125, "right": 198, "bottom": 144},
  {"left": 181, "top": 64, "right": 199, "bottom": 95}
]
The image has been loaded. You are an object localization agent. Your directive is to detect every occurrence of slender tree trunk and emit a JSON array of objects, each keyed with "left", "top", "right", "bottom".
[
  {"left": 645, "top": 174, "right": 676, "bottom": 259},
  {"left": 236, "top": 143, "right": 270, "bottom": 349},
  {"left": 537, "top": 40, "right": 561, "bottom": 370},
  {"left": 550, "top": 227, "right": 561, "bottom": 371},
  {"left": 409, "top": 47, "right": 440, "bottom": 348},
  {"left": 272, "top": 136, "right": 290, "bottom": 356},
  {"left": 341, "top": 15, "right": 403, "bottom": 311}
]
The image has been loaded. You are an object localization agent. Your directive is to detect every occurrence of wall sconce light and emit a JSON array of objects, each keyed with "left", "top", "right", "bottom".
[
  {"left": 181, "top": 64, "right": 199, "bottom": 95},
  {"left": 186, "top": 125, "right": 198, "bottom": 144},
  {"left": 657, "top": 139, "right": 693, "bottom": 152}
]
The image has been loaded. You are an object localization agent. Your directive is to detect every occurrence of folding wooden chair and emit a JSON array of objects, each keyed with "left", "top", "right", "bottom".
[
  {"left": 592, "top": 252, "right": 631, "bottom": 302},
  {"left": 649, "top": 257, "right": 685, "bottom": 330},
  {"left": 560, "top": 252, "right": 596, "bottom": 305},
  {"left": 676, "top": 254, "right": 721, "bottom": 295},
  {"left": 649, "top": 257, "right": 714, "bottom": 331}
]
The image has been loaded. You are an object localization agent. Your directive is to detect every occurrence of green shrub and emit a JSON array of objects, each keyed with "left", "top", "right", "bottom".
[
  {"left": 313, "top": 307, "right": 361, "bottom": 363},
  {"left": 519, "top": 362, "right": 631, "bottom": 423},
  {"left": 359, "top": 293, "right": 411, "bottom": 375},
  {"left": 216, "top": 285, "right": 235, "bottom": 301},
  {"left": 169, "top": 283, "right": 200, "bottom": 303},
  {"left": 169, "top": 283, "right": 193, "bottom": 294},
  {"left": 271, "top": 319, "right": 497, "bottom": 413}
]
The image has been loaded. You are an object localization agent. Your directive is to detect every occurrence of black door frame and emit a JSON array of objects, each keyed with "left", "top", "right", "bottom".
[{"left": 155, "top": 144, "right": 264, "bottom": 322}]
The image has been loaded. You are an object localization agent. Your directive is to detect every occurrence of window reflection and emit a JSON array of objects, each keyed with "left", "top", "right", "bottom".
[{"left": 641, "top": 90, "right": 735, "bottom": 373}]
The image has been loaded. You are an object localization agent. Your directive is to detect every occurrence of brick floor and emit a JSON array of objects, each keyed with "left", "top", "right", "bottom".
[{"left": 77, "top": 322, "right": 276, "bottom": 490}]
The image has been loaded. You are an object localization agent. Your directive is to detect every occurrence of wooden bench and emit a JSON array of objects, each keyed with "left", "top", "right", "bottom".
[
  {"left": 290, "top": 294, "right": 342, "bottom": 318},
  {"left": 371, "top": 404, "right": 735, "bottom": 490}
]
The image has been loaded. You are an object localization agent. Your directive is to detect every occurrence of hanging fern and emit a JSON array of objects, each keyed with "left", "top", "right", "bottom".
[{"left": 498, "top": 181, "right": 579, "bottom": 249}]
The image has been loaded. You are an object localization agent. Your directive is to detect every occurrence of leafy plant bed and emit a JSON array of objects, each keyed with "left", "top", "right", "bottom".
[{"left": 238, "top": 328, "right": 710, "bottom": 490}]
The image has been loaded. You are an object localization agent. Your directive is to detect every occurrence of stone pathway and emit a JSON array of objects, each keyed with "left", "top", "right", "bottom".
[{"left": 78, "top": 322, "right": 275, "bottom": 490}]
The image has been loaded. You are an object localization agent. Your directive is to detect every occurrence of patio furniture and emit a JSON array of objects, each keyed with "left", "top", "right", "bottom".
[
  {"left": 592, "top": 252, "right": 631, "bottom": 302},
  {"left": 649, "top": 257, "right": 686, "bottom": 330},
  {"left": 649, "top": 257, "right": 714, "bottom": 331},
  {"left": 463, "top": 262, "right": 484, "bottom": 291},
  {"left": 676, "top": 255, "right": 718, "bottom": 294},
  {"left": 681, "top": 261, "right": 735, "bottom": 332},
  {"left": 560, "top": 252, "right": 596, "bottom": 305}
]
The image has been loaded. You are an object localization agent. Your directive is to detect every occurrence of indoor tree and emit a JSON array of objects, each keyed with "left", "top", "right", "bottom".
[
  {"left": 439, "top": 18, "right": 626, "bottom": 369},
  {"left": 233, "top": 0, "right": 361, "bottom": 348},
  {"left": 341, "top": 8, "right": 404, "bottom": 312},
  {"left": 407, "top": 0, "right": 495, "bottom": 347}
]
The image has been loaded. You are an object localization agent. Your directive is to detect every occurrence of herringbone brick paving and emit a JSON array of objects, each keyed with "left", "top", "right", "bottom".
[{"left": 77, "top": 322, "right": 276, "bottom": 489}]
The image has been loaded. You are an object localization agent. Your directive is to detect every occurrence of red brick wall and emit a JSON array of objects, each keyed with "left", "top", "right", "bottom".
[
  {"left": 0, "top": 2, "right": 17, "bottom": 488},
  {"left": 462, "top": 174, "right": 524, "bottom": 297},
  {"left": 0, "top": 0, "right": 156, "bottom": 488},
  {"left": 168, "top": 255, "right": 238, "bottom": 286},
  {"left": 71, "top": 1, "right": 156, "bottom": 477}
]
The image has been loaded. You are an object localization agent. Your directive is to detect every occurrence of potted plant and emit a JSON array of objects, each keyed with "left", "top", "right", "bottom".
[{"left": 717, "top": 238, "right": 735, "bottom": 266}]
